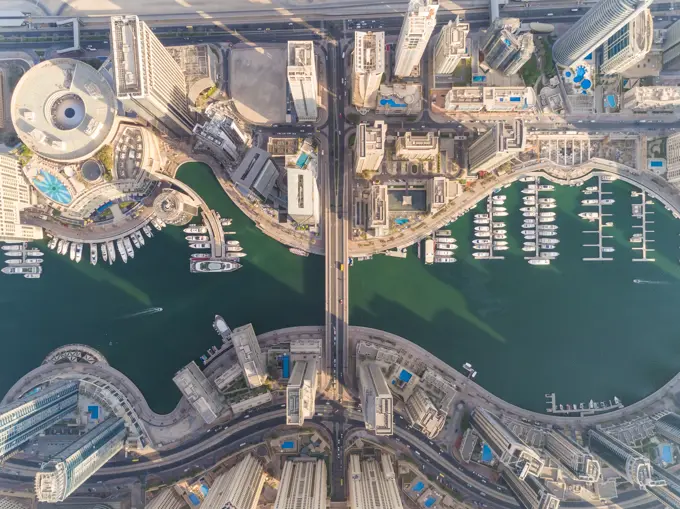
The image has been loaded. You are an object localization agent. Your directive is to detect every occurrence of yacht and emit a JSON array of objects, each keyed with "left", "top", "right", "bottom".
[
  {"left": 523, "top": 200, "right": 537, "bottom": 207},
  {"left": 523, "top": 242, "right": 536, "bottom": 248},
  {"left": 225, "top": 245, "right": 243, "bottom": 252},
  {"left": 520, "top": 207, "right": 536, "bottom": 213},
  {"left": 494, "top": 234, "right": 507, "bottom": 240},
  {"left": 529, "top": 259, "right": 550, "bottom": 265},
  {"left": 475, "top": 231, "right": 491, "bottom": 238},
  {"left": 4, "top": 259, "right": 23, "bottom": 265},
  {"left": 630, "top": 236, "right": 643, "bottom": 243},
  {"left": 521, "top": 230, "right": 536, "bottom": 236},
  {"left": 493, "top": 195, "right": 507, "bottom": 201},
  {"left": 1, "top": 244, "right": 22, "bottom": 252},
  {"left": 223, "top": 231, "right": 237, "bottom": 235},
  {"left": 519, "top": 176, "right": 535, "bottom": 182},
  {"left": 522, "top": 224, "right": 535, "bottom": 230},
  {"left": 473, "top": 244, "right": 490, "bottom": 250},
  {"left": 48, "top": 237, "right": 58, "bottom": 250},
  {"left": 135, "top": 231, "right": 145, "bottom": 246},
  {"left": 539, "top": 198, "right": 556, "bottom": 204},
  {"left": 494, "top": 229, "right": 507, "bottom": 235},
  {"left": 186, "top": 235, "right": 209, "bottom": 242},
  {"left": 438, "top": 243, "right": 457, "bottom": 250},
  {"left": 601, "top": 199, "right": 615, "bottom": 205},
  {"left": 539, "top": 212, "right": 556, "bottom": 217},
  {"left": 436, "top": 250, "right": 454, "bottom": 256},
  {"left": 538, "top": 185, "right": 554, "bottom": 191},
  {"left": 436, "top": 230, "right": 452, "bottom": 237},
  {"left": 69, "top": 243, "right": 77, "bottom": 261},
  {"left": 191, "top": 242, "right": 212, "bottom": 249},
  {"left": 539, "top": 217, "right": 556, "bottom": 223},
  {"left": 130, "top": 234, "right": 141, "bottom": 249},
  {"left": 473, "top": 252, "right": 490, "bottom": 259},
  {"left": 57, "top": 240, "right": 66, "bottom": 255},
  {"left": 184, "top": 225, "right": 208, "bottom": 234},
  {"left": 190, "top": 260, "right": 241, "bottom": 273},
  {"left": 220, "top": 218, "right": 233, "bottom": 226},
  {"left": 24, "top": 258, "right": 43, "bottom": 265},
  {"left": 579, "top": 212, "right": 599, "bottom": 220},
  {"left": 156, "top": 217, "right": 167, "bottom": 227},
  {"left": 100, "top": 244, "right": 108, "bottom": 264},
  {"left": 602, "top": 246, "right": 615, "bottom": 253},
  {"left": 436, "top": 237, "right": 457, "bottom": 244},
  {"left": 538, "top": 224, "right": 558, "bottom": 230},
  {"left": 524, "top": 235, "right": 536, "bottom": 241},
  {"left": 492, "top": 222, "right": 505, "bottom": 229},
  {"left": 143, "top": 225, "right": 154, "bottom": 238},
  {"left": 474, "top": 219, "right": 490, "bottom": 225},
  {"left": 540, "top": 204, "right": 557, "bottom": 209},
  {"left": 473, "top": 239, "right": 491, "bottom": 245},
  {"left": 542, "top": 244, "right": 557, "bottom": 250},
  {"left": 601, "top": 175, "right": 617, "bottom": 181},
  {"left": 475, "top": 226, "right": 490, "bottom": 232},
  {"left": 2, "top": 265, "right": 41, "bottom": 275},
  {"left": 523, "top": 212, "right": 536, "bottom": 217},
  {"left": 521, "top": 188, "right": 535, "bottom": 194},
  {"left": 26, "top": 249, "right": 43, "bottom": 257},
  {"left": 107, "top": 241, "right": 116, "bottom": 263},
  {"left": 225, "top": 252, "right": 247, "bottom": 258},
  {"left": 116, "top": 239, "right": 128, "bottom": 263},
  {"left": 494, "top": 211, "right": 509, "bottom": 217},
  {"left": 494, "top": 241, "right": 508, "bottom": 246},
  {"left": 540, "top": 252, "right": 560, "bottom": 258},
  {"left": 539, "top": 231, "right": 557, "bottom": 237},
  {"left": 151, "top": 218, "right": 163, "bottom": 231},
  {"left": 90, "top": 244, "right": 97, "bottom": 265},
  {"left": 226, "top": 240, "right": 240, "bottom": 246},
  {"left": 584, "top": 186, "right": 597, "bottom": 193},
  {"left": 74, "top": 243, "right": 83, "bottom": 263},
  {"left": 522, "top": 246, "right": 536, "bottom": 252},
  {"left": 492, "top": 207, "right": 507, "bottom": 212},
  {"left": 474, "top": 214, "right": 489, "bottom": 219},
  {"left": 539, "top": 238, "right": 560, "bottom": 245},
  {"left": 124, "top": 237, "right": 135, "bottom": 258},
  {"left": 494, "top": 245, "right": 509, "bottom": 251},
  {"left": 582, "top": 199, "right": 599, "bottom": 206},
  {"left": 434, "top": 257, "right": 456, "bottom": 263}
]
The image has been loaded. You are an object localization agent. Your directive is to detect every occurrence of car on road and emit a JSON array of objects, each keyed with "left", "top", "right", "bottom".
[
  {"left": 547, "top": 12, "right": 553, "bottom": 15},
  {"left": 85, "top": 45, "right": 96, "bottom": 52},
  {"left": 571, "top": 8, "right": 579, "bottom": 11}
]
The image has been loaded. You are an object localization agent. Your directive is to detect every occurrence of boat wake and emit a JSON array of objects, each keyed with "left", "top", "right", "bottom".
[
  {"left": 633, "top": 279, "right": 670, "bottom": 285},
  {"left": 120, "top": 307, "right": 163, "bottom": 319}
]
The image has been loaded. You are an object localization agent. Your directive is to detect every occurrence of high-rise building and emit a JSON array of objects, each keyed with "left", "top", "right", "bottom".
[
  {"left": 287, "top": 41, "right": 318, "bottom": 122},
  {"left": 348, "top": 454, "right": 403, "bottom": 509},
  {"left": 600, "top": 9, "right": 653, "bottom": 75},
  {"left": 663, "top": 19, "right": 680, "bottom": 68},
  {"left": 395, "top": 132, "right": 439, "bottom": 160},
  {"left": 654, "top": 412, "right": 680, "bottom": 443},
  {"left": 621, "top": 86, "right": 680, "bottom": 112},
  {"left": 0, "top": 381, "right": 79, "bottom": 459},
  {"left": 500, "top": 466, "right": 561, "bottom": 509},
  {"left": 146, "top": 488, "right": 188, "bottom": 509},
  {"left": 468, "top": 120, "right": 525, "bottom": 173},
  {"left": 35, "top": 417, "right": 126, "bottom": 502},
  {"left": 367, "top": 184, "right": 389, "bottom": 237},
  {"left": 231, "top": 323, "right": 267, "bottom": 388},
  {"left": 274, "top": 458, "right": 327, "bottom": 509},
  {"left": 588, "top": 428, "right": 664, "bottom": 489},
  {"left": 356, "top": 121, "right": 387, "bottom": 174},
  {"left": 394, "top": 0, "right": 439, "bottom": 77},
  {"left": 286, "top": 360, "right": 318, "bottom": 426},
  {"left": 0, "top": 154, "right": 43, "bottom": 242},
  {"left": 481, "top": 19, "right": 534, "bottom": 76},
  {"left": 172, "top": 361, "right": 224, "bottom": 424},
  {"left": 404, "top": 387, "right": 446, "bottom": 439},
  {"left": 434, "top": 18, "right": 469, "bottom": 75},
  {"left": 353, "top": 31, "right": 385, "bottom": 109},
  {"left": 470, "top": 408, "right": 544, "bottom": 479},
  {"left": 544, "top": 430, "right": 601, "bottom": 482},
  {"left": 553, "top": 0, "right": 653, "bottom": 67},
  {"left": 201, "top": 455, "right": 265, "bottom": 509},
  {"left": 110, "top": 15, "right": 194, "bottom": 137},
  {"left": 358, "top": 363, "right": 393, "bottom": 436}
]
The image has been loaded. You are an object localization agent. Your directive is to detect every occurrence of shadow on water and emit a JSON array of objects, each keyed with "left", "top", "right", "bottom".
[{"left": 0, "top": 162, "right": 323, "bottom": 414}]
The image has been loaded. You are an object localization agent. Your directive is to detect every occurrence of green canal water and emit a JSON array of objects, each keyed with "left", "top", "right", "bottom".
[
  {"left": 350, "top": 176, "right": 680, "bottom": 412},
  {"left": 2, "top": 164, "right": 680, "bottom": 414}
]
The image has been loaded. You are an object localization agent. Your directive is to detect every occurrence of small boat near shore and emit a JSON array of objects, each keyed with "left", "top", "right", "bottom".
[
  {"left": 290, "top": 248, "right": 309, "bottom": 257},
  {"left": 186, "top": 235, "right": 209, "bottom": 242}
]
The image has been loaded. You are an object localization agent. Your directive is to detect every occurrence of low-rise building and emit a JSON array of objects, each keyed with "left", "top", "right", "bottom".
[
  {"left": 232, "top": 147, "right": 279, "bottom": 202},
  {"left": 230, "top": 391, "right": 272, "bottom": 414},
  {"left": 356, "top": 121, "right": 387, "bottom": 174},
  {"left": 231, "top": 323, "right": 267, "bottom": 388},
  {"left": 214, "top": 365, "right": 243, "bottom": 392},
  {"left": 444, "top": 87, "right": 536, "bottom": 112},
  {"left": 193, "top": 112, "right": 248, "bottom": 161},
  {"left": 358, "top": 363, "right": 393, "bottom": 436},
  {"left": 469, "top": 120, "right": 525, "bottom": 173},
  {"left": 395, "top": 132, "right": 440, "bottom": 161},
  {"left": 173, "top": 361, "right": 224, "bottom": 424},
  {"left": 275, "top": 458, "right": 327, "bottom": 509},
  {"left": 405, "top": 387, "right": 446, "bottom": 439},
  {"left": 290, "top": 338, "right": 322, "bottom": 357},
  {"left": 376, "top": 83, "right": 422, "bottom": 116},
  {"left": 201, "top": 455, "right": 264, "bottom": 509},
  {"left": 621, "top": 86, "right": 680, "bottom": 112},
  {"left": 286, "top": 359, "right": 317, "bottom": 426}
]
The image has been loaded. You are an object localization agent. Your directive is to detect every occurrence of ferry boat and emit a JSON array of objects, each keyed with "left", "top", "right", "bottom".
[
  {"left": 107, "top": 241, "right": 116, "bottom": 263},
  {"left": 69, "top": 243, "right": 77, "bottom": 261},
  {"left": 539, "top": 198, "right": 556, "bottom": 204},
  {"left": 100, "top": 244, "right": 108, "bottom": 264},
  {"left": 494, "top": 245, "right": 509, "bottom": 251},
  {"left": 191, "top": 243, "right": 212, "bottom": 249},
  {"left": 601, "top": 175, "right": 617, "bottom": 181},
  {"left": 191, "top": 260, "right": 241, "bottom": 273},
  {"left": 226, "top": 240, "right": 240, "bottom": 246},
  {"left": 529, "top": 259, "right": 550, "bottom": 265},
  {"left": 135, "top": 231, "right": 145, "bottom": 246},
  {"left": 519, "top": 176, "right": 535, "bottom": 182},
  {"left": 521, "top": 230, "right": 536, "bottom": 236},
  {"left": 475, "top": 226, "right": 490, "bottom": 232},
  {"left": 75, "top": 243, "right": 83, "bottom": 263},
  {"left": 26, "top": 249, "right": 43, "bottom": 257},
  {"left": 475, "top": 231, "right": 491, "bottom": 238},
  {"left": 494, "top": 211, "right": 509, "bottom": 217},
  {"left": 540, "top": 252, "right": 560, "bottom": 258},
  {"left": 602, "top": 246, "right": 615, "bottom": 253},
  {"left": 579, "top": 212, "right": 599, "bottom": 221},
  {"left": 184, "top": 225, "right": 208, "bottom": 234},
  {"left": 539, "top": 212, "right": 556, "bottom": 217},
  {"left": 494, "top": 234, "right": 507, "bottom": 240},
  {"left": 473, "top": 245, "right": 490, "bottom": 250},
  {"left": 539, "top": 238, "right": 560, "bottom": 245},
  {"left": 473, "top": 252, "right": 490, "bottom": 259},
  {"left": 474, "top": 219, "right": 490, "bottom": 225},
  {"left": 438, "top": 243, "right": 457, "bottom": 250},
  {"left": 90, "top": 244, "right": 97, "bottom": 265},
  {"left": 473, "top": 239, "right": 491, "bottom": 245},
  {"left": 494, "top": 241, "right": 508, "bottom": 246},
  {"left": 434, "top": 257, "right": 456, "bottom": 263},
  {"left": 520, "top": 207, "right": 536, "bottom": 213},
  {"left": 225, "top": 245, "right": 243, "bottom": 252},
  {"left": 2, "top": 265, "right": 41, "bottom": 275},
  {"left": 130, "top": 234, "right": 141, "bottom": 249},
  {"left": 143, "top": 225, "right": 154, "bottom": 238},
  {"left": 116, "top": 239, "right": 128, "bottom": 263},
  {"left": 290, "top": 248, "right": 309, "bottom": 256},
  {"left": 582, "top": 199, "right": 598, "bottom": 206},
  {"left": 123, "top": 237, "right": 135, "bottom": 259},
  {"left": 436, "top": 250, "right": 454, "bottom": 256},
  {"left": 191, "top": 253, "right": 212, "bottom": 260},
  {"left": 474, "top": 214, "right": 489, "bottom": 219},
  {"left": 220, "top": 218, "right": 233, "bottom": 226},
  {"left": 601, "top": 199, "right": 615, "bottom": 205},
  {"left": 538, "top": 224, "right": 558, "bottom": 230},
  {"left": 1, "top": 244, "right": 21, "bottom": 251},
  {"left": 538, "top": 185, "right": 554, "bottom": 191},
  {"left": 48, "top": 237, "right": 58, "bottom": 250},
  {"left": 539, "top": 231, "right": 557, "bottom": 237},
  {"left": 436, "top": 230, "right": 452, "bottom": 237},
  {"left": 186, "top": 235, "right": 209, "bottom": 242},
  {"left": 492, "top": 222, "right": 505, "bottom": 229}
]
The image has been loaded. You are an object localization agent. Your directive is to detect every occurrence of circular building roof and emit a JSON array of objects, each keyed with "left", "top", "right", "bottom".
[
  {"left": 81, "top": 159, "right": 103, "bottom": 182},
  {"left": 11, "top": 58, "right": 117, "bottom": 163}
]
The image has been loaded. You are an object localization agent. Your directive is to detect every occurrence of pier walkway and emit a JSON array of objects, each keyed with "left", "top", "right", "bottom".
[
  {"left": 582, "top": 175, "right": 614, "bottom": 262},
  {"left": 632, "top": 190, "right": 656, "bottom": 262}
]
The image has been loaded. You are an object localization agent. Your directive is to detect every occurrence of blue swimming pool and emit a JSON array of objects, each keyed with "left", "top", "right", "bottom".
[
  {"left": 482, "top": 444, "right": 493, "bottom": 462},
  {"left": 412, "top": 481, "right": 424, "bottom": 492},
  {"left": 32, "top": 170, "right": 72, "bottom": 205},
  {"left": 606, "top": 95, "right": 617, "bottom": 108},
  {"left": 662, "top": 444, "right": 673, "bottom": 463},
  {"left": 88, "top": 405, "right": 99, "bottom": 419},
  {"left": 282, "top": 441, "right": 295, "bottom": 449},
  {"left": 650, "top": 160, "right": 664, "bottom": 168}
]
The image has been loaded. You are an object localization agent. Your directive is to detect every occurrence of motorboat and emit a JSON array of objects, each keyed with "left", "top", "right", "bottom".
[
  {"left": 601, "top": 199, "right": 615, "bottom": 205},
  {"left": 538, "top": 185, "right": 554, "bottom": 191},
  {"left": 100, "top": 244, "right": 108, "bottom": 264},
  {"left": 184, "top": 225, "right": 208, "bottom": 234},
  {"left": 538, "top": 224, "right": 558, "bottom": 230},
  {"left": 474, "top": 219, "right": 490, "bottom": 225},
  {"left": 494, "top": 245, "right": 509, "bottom": 251},
  {"left": 475, "top": 226, "right": 490, "bottom": 232},
  {"left": 524, "top": 235, "right": 536, "bottom": 241},
  {"left": 434, "top": 257, "right": 456, "bottom": 263},
  {"left": 186, "top": 235, "right": 209, "bottom": 242},
  {"left": 630, "top": 236, "right": 643, "bottom": 243},
  {"left": 69, "top": 243, "right": 77, "bottom": 261},
  {"left": 2, "top": 265, "right": 41, "bottom": 275},
  {"left": 492, "top": 222, "right": 505, "bottom": 229},
  {"left": 107, "top": 241, "right": 116, "bottom": 263},
  {"left": 493, "top": 234, "right": 507, "bottom": 240},
  {"left": 524, "top": 242, "right": 536, "bottom": 248},
  {"left": 124, "top": 237, "right": 135, "bottom": 259},
  {"left": 116, "top": 239, "right": 128, "bottom": 263},
  {"left": 494, "top": 241, "right": 508, "bottom": 246},
  {"left": 542, "top": 244, "right": 557, "bottom": 250},
  {"left": 540, "top": 252, "right": 560, "bottom": 258},
  {"left": 603, "top": 246, "right": 615, "bottom": 253},
  {"left": 220, "top": 218, "right": 233, "bottom": 226},
  {"left": 191, "top": 243, "right": 212, "bottom": 249},
  {"left": 579, "top": 212, "right": 599, "bottom": 220},
  {"left": 473, "top": 245, "right": 490, "bottom": 250},
  {"left": 522, "top": 223, "right": 536, "bottom": 230},
  {"left": 529, "top": 259, "right": 550, "bottom": 265},
  {"left": 494, "top": 211, "right": 509, "bottom": 217},
  {"left": 135, "top": 231, "right": 145, "bottom": 247},
  {"left": 539, "top": 231, "right": 557, "bottom": 237},
  {"left": 523, "top": 212, "right": 536, "bottom": 217},
  {"left": 473, "top": 239, "right": 491, "bottom": 245},
  {"left": 90, "top": 244, "right": 97, "bottom": 265},
  {"left": 539, "top": 238, "right": 560, "bottom": 245},
  {"left": 74, "top": 243, "right": 83, "bottom": 263},
  {"left": 601, "top": 175, "right": 617, "bottom": 181},
  {"left": 539, "top": 198, "right": 556, "bottom": 204},
  {"left": 225, "top": 252, "right": 247, "bottom": 258},
  {"left": 582, "top": 199, "right": 599, "bottom": 206},
  {"left": 540, "top": 204, "right": 557, "bottom": 209},
  {"left": 48, "top": 237, "right": 58, "bottom": 250},
  {"left": 519, "top": 176, "right": 535, "bottom": 182},
  {"left": 475, "top": 231, "right": 491, "bottom": 238},
  {"left": 521, "top": 188, "right": 535, "bottom": 194},
  {"left": 130, "top": 234, "right": 141, "bottom": 249},
  {"left": 522, "top": 246, "right": 536, "bottom": 252},
  {"left": 225, "top": 245, "right": 243, "bottom": 252},
  {"left": 436, "top": 250, "right": 454, "bottom": 256},
  {"left": 521, "top": 230, "right": 536, "bottom": 236},
  {"left": 539, "top": 217, "right": 556, "bottom": 223},
  {"left": 190, "top": 260, "right": 241, "bottom": 273},
  {"left": 438, "top": 243, "right": 457, "bottom": 250},
  {"left": 1, "top": 244, "right": 21, "bottom": 251},
  {"left": 472, "top": 252, "right": 490, "bottom": 258},
  {"left": 474, "top": 214, "right": 489, "bottom": 219},
  {"left": 24, "top": 258, "right": 43, "bottom": 265},
  {"left": 523, "top": 218, "right": 536, "bottom": 224},
  {"left": 226, "top": 240, "right": 240, "bottom": 246},
  {"left": 492, "top": 207, "right": 507, "bottom": 212},
  {"left": 539, "top": 212, "right": 556, "bottom": 217},
  {"left": 584, "top": 186, "right": 597, "bottom": 193},
  {"left": 26, "top": 249, "right": 43, "bottom": 257},
  {"left": 520, "top": 207, "right": 536, "bottom": 213},
  {"left": 493, "top": 195, "right": 507, "bottom": 201},
  {"left": 191, "top": 253, "right": 212, "bottom": 260},
  {"left": 436, "top": 237, "right": 457, "bottom": 244},
  {"left": 436, "top": 230, "right": 452, "bottom": 237},
  {"left": 151, "top": 218, "right": 163, "bottom": 231},
  {"left": 143, "top": 225, "right": 154, "bottom": 238},
  {"left": 494, "top": 229, "right": 507, "bottom": 235}
]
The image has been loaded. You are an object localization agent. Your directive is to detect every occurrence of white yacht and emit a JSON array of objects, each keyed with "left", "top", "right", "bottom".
[
  {"left": 602, "top": 246, "right": 615, "bottom": 252},
  {"left": 473, "top": 239, "right": 491, "bottom": 245},
  {"left": 601, "top": 199, "right": 615, "bottom": 205},
  {"left": 26, "top": 249, "right": 42, "bottom": 257},
  {"left": 529, "top": 259, "right": 550, "bottom": 265},
  {"left": 438, "top": 243, "right": 457, "bottom": 250},
  {"left": 582, "top": 199, "right": 599, "bottom": 206},
  {"left": 116, "top": 239, "right": 128, "bottom": 263},
  {"left": 436, "top": 250, "right": 454, "bottom": 256},
  {"left": 523, "top": 212, "right": 536, "bottom": 217},
  {"left": 492, "top": 207, "right": 507, "bottom": 212},
  {"left": 225, "top": 252, "right": 247, "bottom": 258},
  {"left": 474, "top": 214, "right": 489, "bottom": 219},
  {"left": 2, "top": 265, "right": 41, "bottom": 275},
  {"left": 494, "top": 245, "right": 509, "bottom": 251},
  {"left": 473, "top": 245, "right": 491, "bottom": 250},
  {"left": 520, "top": 207, "right": 536, "bottom": 213},
  {"left": 579, "top": 212, "right": 599, "bottom": 220},
  {"left": 584, "top": 186, "right": 598, "bottom": 193},
  {"left": 519, "top": 176, "right": 535, "bottom": 182},
  {"left": 1, "top": 244, "right": 21, "bottom": 251},
  {"left": 75, "top": 243, "right": 83, "bottom": 263},
  {"left": 69, "top": 243, "right": 77, "bottom": 261},
  {"left": 524, "top": 235, "right": 536, "bottom": 240},
  {"left": 48, "top": 237, "right": 58, "bottom": 250},
  {"left": 184, "top": 225, "right": 208, "bottom": 234},
  {"left": 107, "top": 241, "right": 116, "bottom": 263},
  {"left": 475, "top": 226, "right": 490, "bottom": 232},
  {"left": 135, "top": 231, "right": 145, "bottom": 246},
  {"left": 100, "top": 244, "right": 108, "bottom": 264},
  {"left": 523, "top": 242, "right": 536, "bottom": 248},
  {"left": 24, "top": 258, "right": 43, "bottom": 265},
  {"left": 630, "top": 236, "right": 643, "bottom": 243},
  {"left": 190, "top": 260, "right": 241, "bottom": 273},
  {"left": 494, "top": 211, "right": 509, "bottom": 217},
  {"left": 521, "top": 230, "right": 536, "bottom": 235},
  {"left": 539, "top": 212, "right": 556, "bottom": 218},
  {"left": 539, "top": 217, "right": 556, "bottom": 223},
  {"left": 186, "top": 235, "right": 209, "bottom": 242},
  {"left": 191, "top": 243, "right": 212, "bottom": 249},
  {"left": 492, "top": 222, "right": 505, "bottom": 229},
  {"left": 538, "top": 185, "right": 554, "bottom": 191},
  {"left": 538, "top": 224, "right": 558, "bottom": 230},
  {"left": 494, "top": 229, "right": 507, "bottom": 235},
  {"left": 540, "top": 252, "right": 560, "bottom": 258},
  {"left": 90, "top": 244, "right": 97, "bottom": 265},
  {"left": 226, "top": 240, "right": 240, "bottom": 246},
  {"left": 474, "top": 219, "right": 490, "bottom": 225},
  {"left": 522, "top": 246, "right": 536, "bottom": 252},
  {"left": 130, "top": 234, "right": 141, "bottom": 249},
  {"left": 191, "top": 253, "right": 212, "bottom": 260},
  {"left": 225, "top": 245, "right": 243, "bottom": 252},
  {"left": 601, "top": 175, "right": 617, "bottom": 181},
  {"left": 540, "top": 204, "right": 557, "bottom": 209},
  {"left": 539, "top": 238, "right": 560, "bottom": 245},
  {"left": 493, "top": 194, "right": 507, "bottom": 201},
  {"left": 436, "top": 237, "right": 457, "bottom": 244},
  {"left": 151, "top": 218, "right": 163, "bottom": 231},
  {"left": 493, "top": 234, "right": 507, "bottom": 240},
  {"left": 542, "top": 244, "right": 557, "bottom": 250},
  {"left": 124, "top": 237, "right": 135, "bottom": 258},
  {"left": 434, "top": 257, "right": 456, "bottom": 263},
  {"left": 472, "top": 252, "right": 490, "bottom": 259},
  {"left": 494, "top": 241, "right": 508, "bottom": 246},
  {"left": 475, "top": 231, "right": 491, "bottom": 238},
  {"left": 539, "top": 231, "right": 558, "bottom": 237},
  {"left": 521, "top": 188, "right": 535, "bottom": 194},
  {"left": 220, "top": 218, "right": 233, "bottom": 226},
  {"left": 143, "top": 225, "right": 154, "bottom": 238},
  {"left": 539, "top": 198, "right": 556, "bottom": 204}
]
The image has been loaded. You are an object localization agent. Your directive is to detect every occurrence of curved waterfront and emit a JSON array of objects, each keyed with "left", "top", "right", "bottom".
[{"left": 350, "top": 176, "right": 680, "bottom": 412}]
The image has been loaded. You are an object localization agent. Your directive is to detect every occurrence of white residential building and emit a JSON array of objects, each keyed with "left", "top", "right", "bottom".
[
  {"left": 348, "top": 454, "right": 403, "bottom": 509},
  {"left": 600, "top": 9, "right": 653, "bottom": 75},
  {"left": 146, "top": 488, "right": 187, "bottom": 509},
  {"left": 356, "top": 121, "right": 387, "bottom": 174},
  {"left": 214, "top": 365, "right": 242, "bottom": 391},
  {"left": 666, "top": 133, "right": 680, "bottom": 182},
  {"left": 395, "top": 132, "right": 439, "bottom": 160},
  {"left": 358, "top": 363, "right": 393, "bottom": 435},
  {"left": 622, "top": 86, "right": 680, "bottom": 112},
  {"left": 231, "top": 324, "right": 267, "bottom": 388},
  {"left": 290, "top": 338, "right": 323, "bottom": 357},
  {"left": 172, "top": 361, "right": 224, "bottom": 424},
  {"left": 367, "top": 184, "right": 389, "bottom": 238},
  {"left": 469, "top": 120, "right": 525, "bottom": 173},
  {"left": 405, "top": 387, "right": 446, "bottom": 439},
  {"left": 434, "top": 18, "right": 470, "bottom": 74},
  {"left": 201, "top": 455, "right": 264, "bottom": 509},
  {"left": 274, "top": 458, "right": 327, "bottom": 509},
  {"left": 286, "top": 360, "right": 318, "bottom": 426},
  {"left": 287, "top": 41, "right": 318, "bottom": 121},
  {"left": 0, "top": 154, "right": 43, "bottom": 242},
  {"left": 287, "top": 140, "right": 320, "bottom": 226},
  {"left": 444, "top": 87, "right": 536, "bottom": 113},
  {"left": 353, "top": 31, "right": 385, "bottom": 109},
  {"left": 193, "top": 113, "right": 248, "bottom": 161},
  {"left": 394, "top": 0, "right": 439, "bottom": 77},
  {"left": 110, "top": 15, "right": 194, "bottom": 137}
]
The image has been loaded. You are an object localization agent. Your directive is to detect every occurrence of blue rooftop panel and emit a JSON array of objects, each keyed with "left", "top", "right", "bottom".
[
  {"left": 413, "top": 481, "right": 425, "bottom": 492},
  {"left": 509, "top": 97, "right": 521, "bottom": 102},
  {"left": 399, "top": 369, "right": 413, "bottom": 383}
]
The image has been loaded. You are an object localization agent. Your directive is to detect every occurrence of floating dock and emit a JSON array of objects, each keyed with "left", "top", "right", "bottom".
[
  {"left": 632, "top": 189, "right": 655, "bottom": 262},
  {"left": 583, "top": 175, "right": 614, "bottom": 262},
  {"left": 545, "top": 392, "right": 623, "bottom": 416}
]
